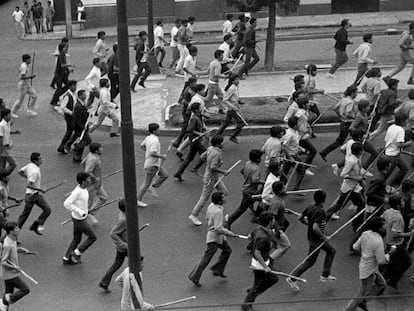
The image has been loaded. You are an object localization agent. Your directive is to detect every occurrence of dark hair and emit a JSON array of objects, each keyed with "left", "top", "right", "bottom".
[
  {"left": 351, "top": 129, "right": 364, "bottom": 141},
  {"left": 366, "top": 67, "right": 381, "bottom": 78},
  {"left": 357, "top": 99, "right": 369, "bottom": 112},
  {"left": 175, "top": 19, "right": 182, "bottom": 25},
  {"left": 77, "top": 89, "right": 86, "bottom": 97},
  {"left": 188, "top": 16, "right": 195, "bottom": 22},
  {"left": 409, "top": 22, "right": 414, "bottom": 30},
  {"left": 292, "top": 90, "right": 304, "bottom": 101},
  {"left": 272, "top": 181, "right": 284, "bottom": 195},
  {"left": 341, "top": 19, "right": 350, "bottom": 27},
  {"left": 211, "top": 192, "right": 225, "bottom": 204},
  {"left": 297, "top": 96, "right": 309, "bottom": 109},
  {"left": 287, "top": 116, "right": 298, "bottom": 128},
  {"left": 258, "top": 211, "right": 274, "bottom": 226},
  {"left": 97, "top": 31, "right": 106, "bottom": 39},
  {"left": 314, "top": 190, "right": 326, "bottom": 204},
  {"left": 156, "top": 20, "right": 162, "bottom": 26},
  {"left": 58, "top": 42, "right": 67, "bottom": 52},
  {"left": 387, "top": 78, "right": 399, "bottom": 88},
  {"left": 92, "top": 57, "right": 100, "bottom": 65},
  {"left": 402, "top": 179, "right": 414, "bottom": 193},
  {"left": 61, "top": 37, "right": 69, "bottom": 43},
  {"left": 214, "top": 49, "right": 224, "bottom": 59},
  {"left": 113, "top": 43, "right": 118, "bottom": 52},
  {"left": 89, "top": 142, "right": 102, "bottom": 153},
  {"left": 1, "top": 109, "right": 11, "bottom": 119},
  {"left": 363, "top": 33, "right": 372, "bottom": 42},
  {"left": 190, "top": 102, "right": 200, "bottom": 112},
  {"left": 294, "top": 82, "right": 304, "bottom": 91},
  {"left": 388, "top": 195, "right": 402, "bottom": 209},
  {"left": 268, "top": 160, "right": 280, "bottom": 174},
  {"left": 376, "top": 158, "right": 388, "bottom": 171},
  {"left": 118, "top": 199, "right": 126, "bottom": 212},
  {"left": 306, "top": 64, "right": 317, "bottom": 74},
  {"left": 188, "top": 46, "right": 198, "bottom": 54},
  {"left": 249, "top": 149, "right": 262, "bottom": 163},
  {"left": 99, "top": 78, "right": 109, "bottom": 88},
  {"left": 4, "top": 221, "right": 18, "bottom": 234},
  {"left": 30, "top": 152, "right": 41, "bottom": 163},
  {"left": 148, "top": 123, "right": 159, "bottom": 133},
  {"left": 224, "top": 74, "right": 239, "bottom": 91},
  {"left": 351, "top": 142, "right": 364, "bottom": 155},
  {"left": 76, "top": 172, "right": 90, "bottom": 184},
  {"left": 238, "top": 14, "right": 245, "bottom": 21},
  {"left": 67, "top": 80, "right": 77, "bottom": 89},
  {"left": 181, "top": 19, "right": 188, "bottom": 25},
  {"left": 22, "top": 54, "right": 31, "bottom": 62},
  {"left": 226, "top": 14, "right": 233, "bottom": 20},
  {"left": 194, "top": 84, "right": 205, "bottom": 93},
  {"left": 408, "top": 89, "right": 414, "bottom": 100},
  {"left": 394, "top": 112, "right": 408, "bottom": 126},
  {"left": 188, "top": 77, "right": 197, "bottom": 85},
  {"left": 250, "top": 17, "right": 257, "bottom": 24},
  {"left": 223, "top": 34, "right": 232, "bottom": 42},
  {"left": 344, "top": 85, "right": 358, "bottom": 97},
  {"left": 293, "top": 74, "right": 304, "bottom": 83},
  {"left": 211, "top": 135, "right": 224, "bottom": 147},
  {"left": 138, "top": 31, "right": 148, "bottom": 37},
  {"left": 270, "top": 125, "right": 284, "bottom": 137},
  {"left": 366, "top": 216, "right": 384, "bottom": 232}
]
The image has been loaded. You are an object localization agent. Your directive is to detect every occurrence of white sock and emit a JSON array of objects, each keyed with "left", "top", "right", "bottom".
[{"left": 74, "top": 249, "right": 81, "bottom": 256}]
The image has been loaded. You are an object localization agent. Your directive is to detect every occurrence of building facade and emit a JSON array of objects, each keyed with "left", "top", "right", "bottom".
[{"left": 54, "top": 0, "right": 414, "bottom": 28}]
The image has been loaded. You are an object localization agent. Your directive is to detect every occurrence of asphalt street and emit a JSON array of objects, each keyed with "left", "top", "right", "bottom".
[{"left": 1, "top": 1, "right": 413, "bottom": 311}]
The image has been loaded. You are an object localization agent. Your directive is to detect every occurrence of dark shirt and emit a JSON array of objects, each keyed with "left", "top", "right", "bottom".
[
  {"left": 366, "top": 173, "right": 387, "bottom": 206},
  {"left": 377, "top": 88, "right": 398, "bottom": 116},
  {"left": 244, "top": 25, "right": 256, "bottom": 48},
  {"left": 108, "top": 52, "right": 119, "bottom": 77},
  {"left": 252, "top": 226, "right": 274, "bottom": 261},
  {"left": 302, "top": 203, "right": 326, "bottom": 243},
  {"left": 134, "top": 38, "right": 145, "bottom": 63},
  {"left": 73, "top": 101, "right": 89, "bottom": 132},
  {"left": 55, "top": 51, "right": 68, "bottom": 77},
  {"left": 32, "top": 6, "right": 43, "bottom": 19},
  {"left": 233, "top": 21, "right": 246, "bottom": 41},
  {"left": 187, "top": 114, "right": 203, "bottom": 143},
  {"left": 334, "top": 27, "right": 350, "bottom": 51},
  {"left": 268, "top": 195, "right": 286, "bottom": 231}
]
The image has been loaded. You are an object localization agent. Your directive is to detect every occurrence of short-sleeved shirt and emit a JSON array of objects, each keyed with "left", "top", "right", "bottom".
[
  {"left": 170, "top": 26, "right": 179, "bottom": 47},
  {"left": 252, "top": 227, "right": 274, "bottom": 261},
  {"left": 203, "top": 146, "right": 222, "bottom": 182},
  {"left": 341, "top": 139, "right": 355, "bottom": 161},
  {"left": 153, "top": 26, "right": 164, "bottom": 48},
  {"left": 82, "top": 152, "right": 102, "bottom": 184},
  {"left": 0, "top": 119, "right": 12, "bottom": 147},
  {"left": 268, "top": 195, "right": 286, "bottom": 230},
  {"left": 183, "top": 55, "right": 196, "bottom": 82},
  {"left": 222, "top": 20, "right": 233, "bottom": 35},
  {"left": 208, "top": 59, "right": 222, "bottom": 84},
  {"left": 281, "top": 128, "right": 299, "bottom": 155},
  {"left": 382, "top": 208, "right": 405, "bottom": 245},
  {"left": 12, "top": 10, "right": 24, "bottom": 22},
  {"left": 241, "top": 161, "right": 260, "bottom": 195},
  {"left": 385, "top": 124, "right": 405, "bottom": 156},
  {"left": 21, "top": 163, "right": 41, "bottom": 195},
  {"left": 399, "top": 30, "right": 413, "bottom": 52},
  {"left": 262, "top": 137, "right": 281, "bottom": 167},
  {"left": 140, "top": 134, "right": 161, "bottom": 169},
  {"left": 18, "top": 62, "right": 29, "bottom": 86},
  {"left": 206, "top": 203, "right": 226, "bottom": 244},
  {"left": 302, "top": 204, "right": 326, "bottom": 243},
  {"left": 337, "top": 96, "right": 356, "bottom": 122}
]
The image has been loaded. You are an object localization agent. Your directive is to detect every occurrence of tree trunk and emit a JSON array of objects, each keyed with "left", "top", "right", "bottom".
[{"left": 264, "top": 0, "right": 276, "bottom": 71}]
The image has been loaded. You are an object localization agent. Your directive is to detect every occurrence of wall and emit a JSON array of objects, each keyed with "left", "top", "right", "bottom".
[{"left": 380, "top": 0, "right": 414, "bottom": 11}]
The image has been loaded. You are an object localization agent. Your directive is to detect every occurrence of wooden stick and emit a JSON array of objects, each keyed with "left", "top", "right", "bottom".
[
  {"left": 279, "top": 157, "right": 317, "bottom": 168},
  {"left": 363, "top": 94, "right": 381, "bottom": 144},
  {"left": 27, "top": 52, "right": 35, "bottom": 109},
  {"left": 191, "top": 129, "right": 215, "bottom": 143},
  {"left": 356, "top": 205, "right": 384, "bottom": 232},
  {"left": 355, "top": 68, "right": 370, "bottom": 86},
  {"left": 285, "top": 208, "right": 301, "bottom": 217},
  {"left": 139, "top": 223, "right": 150, "bottom": 232},
  {"left": 407, "top": 236, "right": 413, "bottom": 251},
  {"left": 323, "top": 93, "right": 340, "bottom": 102},
  {"left": 213, "top": 160, "right": 241, "bottom": 188},
  {"left": 44, "top": 180, "right": 66, "bottom": 193},
  {"left": 310, "top": 101, "right": 337, "bottom": 126},
  {"left": 286, "top": 188, "right": 321, "bottom": 195},
  {"left": 154, "top": 296, "right": 196, "bottom": 309},
  {"left": 285, "top": 163, "right": 298, "bottom": 190},
  {"left": 251, "top": 267, "right": 306, "bottom": 283},
  {"left": 235, "top": 111, "right": 249, "bottom": 126},
  {"left": 11, "top": 264, "right": 38, "bottom": 284},
  {"left": 61, "top": 198, "right": 118, "bottom": 225},
  {"left": 17, "top": 247, "right": 38, "bottom": 255},
  {"left": 289, "top": 207, "right": 366, "bottom": 275},
  {"left": 4, "top": 202, "right": 21, "bottom": 211},
  {"left": 237, "top": 234, "right": 248, "bottom": 240}
]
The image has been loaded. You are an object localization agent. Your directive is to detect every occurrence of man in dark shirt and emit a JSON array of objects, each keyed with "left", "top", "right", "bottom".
[
  {"left": 241, "top": 18, "right": 260, "bottom": 77},
  {"left": 286, "top": 190, "right": 336, "bottom": 291},
  {"left": 328, "top": 19, "right": 353, "bottom": 77},
  {"left": 50, "top": 43, "right": 72, "bottom": 106},
  {"left": 242, "top": 212, "right": 278, "bottom": 311},
  {"left": 231, "top": 14, "right": 246, "bottom": 59},
  {"left": 130, "top": 31, "right": 151, "bottom": 90},
  {"left": 107, "top": 44, "right": 119, "bottom": 101}
]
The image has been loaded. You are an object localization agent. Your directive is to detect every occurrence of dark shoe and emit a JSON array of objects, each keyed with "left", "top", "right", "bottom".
[
  {"left": 110, "top": 133, "right": 120, "bottom": 137},
  {"left": 229, "top": 137, "right": 240, "bottom": 144},
  {"left": 358, "top": 302, "right": 368, "bottom": 311},
  {"left": 98, "top": 282, "right": 111, "bottom": 293},
  {"left": 29, "top": 222, "right": 43, "bottom": 235},
  {"left": 408, "top": 78, "right": 414, "bottom": 85},
  {"left": 71, "top": 251, "right": 82, "bottom": 263},
  {"left": 188, "top": 277, "right": 201, "bottom": 287},
  {"left": 138, "top": 80, "right": 146, "bottom": 88},
  {"left": 57, "top": 148, "right": 68, "bottom": 155},
  {"left": 62, "top": 257, "right": 78, "bottom": 265},
  {"left": 173, "top": 173, "right": 184, "bottom": 182},
  {"left": 175, "top": 151, "right": 184, "bottom": 161},
  {"left": 130, "top": 87, "right": 136, "bottom": 93},
  {"left": 218, "top": 109, "right": 225, "bottom": 114},
  {"left": 64, "top": 146, "right": 71, "bottom": 154},
  {"left": 319, "top": 152, "right": 327, "bottom": 162},
  {"left": 212, "top": 272, "right": 228, "bottom": 278},
  {"left": 158, "top": 62, "right": 163, "bottom": 68}
]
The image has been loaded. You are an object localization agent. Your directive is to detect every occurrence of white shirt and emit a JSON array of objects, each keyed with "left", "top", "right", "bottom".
[
  {"left": 20, "top": 163, "right": 41, "bottom": 195},
  {"left": 353, "top": 42, "right": 374, "bottom": 64},
  {"left": 141, "top": 134, "right": 161, "bottom": 169},
  {"left": 218, "top": 42, "right": 232, "bottom": 62},
  {"left": 0, "top": 119, "right": 12, "bottom": 147},
  {"left": 98, "top": 88, "right": 116, "bottom": 114},
  {"left": 154, "top": 25, "right": 164, "bottom": 48},
  {"left": 183, "top": 55, "right": 196, "bottom": 82},
  {"left": 262, "top": 173, "right": 280, "bottom": 204},
  {"left": 189, "top": 93, "right": 205, "bottom": 112},
  {"left": 93, "top": 39, "right": 107, "bottom": 59},
  {"left": 385, "top": 124, "right": 405, "bottom": 156},
  {"left": 261, "top": 137, "right": 281, "bottom": 167},
  {"left": 12, "top": 10, "right": 24, "bottom": 22},
  {"left": 85, "top": 65, "right": 101, "bottom": 90},
  {"left": 222, "top": 20, "right": 233, "bottom": 35},
  {"left": 341, "top": 139, "right": 355, "bottom": 161},
  {"left": 64, "top": 185, "right": 89, "bottom": 220},
  {"left": 18, "top": 62, "right": 29, "bottom": 86},
  {"left": 170, "top": 26, "right": 179, "bottom": 47}
]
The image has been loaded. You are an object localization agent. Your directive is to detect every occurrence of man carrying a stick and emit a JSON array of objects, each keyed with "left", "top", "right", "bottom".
[
  {"left": 17, "top": 153, "right": 51, "bottom": 236},
  {"left": 0, "top": 221, "right": 30, "bottom": 311},
  {"left": 286, "top": 190, "right": 336, "bottom": 291}
]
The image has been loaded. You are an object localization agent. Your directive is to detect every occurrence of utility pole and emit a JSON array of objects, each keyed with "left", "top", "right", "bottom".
[
  {"left": 64, "top": 0, "right": 72, "bottom": 37},
  {"left": 116, "top": 0, "right": 143, "bottom": 294},
  {"left": 146, "top": 0, "right": 160, "bottom": 74}
]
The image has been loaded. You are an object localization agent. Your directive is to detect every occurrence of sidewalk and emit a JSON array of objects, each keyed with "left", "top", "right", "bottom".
[{"left": 22, "top": 10, "right": 414, "bottom": 41}]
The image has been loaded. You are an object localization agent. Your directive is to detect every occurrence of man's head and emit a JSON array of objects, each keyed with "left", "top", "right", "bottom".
[
  {"left": 97, "top": 31, "right": 106, "bottom": 40},
  {"left": 194, "top": 84, "right": 205, "bottom": 95},
  {"left": 92, "top": 57, "right": 101, "bottom": 67},
  {"left": 226, "top": 14, "right": 233, "bottom": 21},
  {"left": 249, "top": 149, "right": 262, "bottom": 164},
  {"left": 287, "top": 116, "right": 299, "bottom": 130},
  {"left": 214, "top": 49, "right": 224, "bottom": 61},
  {"left": 351, "top": 129, "right": 364, "bottom": 142},
  {"left": 357, "top": 99, "right": 369, "bottom": 114},
  {"left": 211, "top": 191, "right": 226, "bottom": 205},
  {"left": 351, "top": 142, "right": 364, "bottom": 157},
  {"left": 388, "top": 195, "right": 402, "bottom": 210},
  {"left": 344, "top": 85, "right": 358, "bottom": 98},
  {"left": 99, "top": 78, "right": 109, "bottom": 88},
  {"left": 77, "top": 89, "right": 87, "bottom": 101},
  {"left": 268, "top": 160, "right": 280, "bottom": 175},
  {"left": 409, "top": 22, "right": 414, "bottom": 34},
  {"left": 118, "top": 199, "right": 126, "bottom": 213},
  {"left": 139, "top": 31, "right": 148, "bottom": 41},
  {"left": 270, "top": 125, "right": 285, "bottom": 138},
  {"left": 376, "top": 157, "right": 390, "bottom": 174},
  {"left": 4, "top": 221, "right": 19, "bottom": 238},
  {"left": 223, "top": 34, "right": 232, "bottom": 43},
  {"left": 394, "top": 112, "right": 408, "bottom": 127},
  {"left": 174, "top": 19, "right": 182, "bottom": 27},
  {"left": 148, "top": 123, "right": 160, "bottom": 135},
  {"left": 1, "top": 109, "right": 12, "bottom": 122},
  {"left": 188, "top": 16, "right": 195, "bottom": 25},
  {"left": 258, "top": 211, "right": 274, "bottom": 227},
  {"left": 76, "top": 171, "right": 91, "bottom": 187},
  {"left": 188, "top": 46, "right": 198, "bottom": 56},
  {"left": 211, "top": 135, "right": 224, "bottom": 148},
  {"left": 306, "top": 64, "right": 317, "bottom": 76},
  {"left": 30, "top": 152, "right": 42, "bottom": 165},
  {"left": 341, "top": 19, "right": 351, "bottom": 28},
  {"left": 112, "top": 43, "right": 118, "bottom": 53},
  {"left": 68, "top": 80, "right": 77, "bottom": 92},
  {"left": 314, "top": 190, "right": 326, "bottom": 204},
  {"left": 366, "top": 216, "right": 384, "bottom": 233},
  {"left": 22, "top": 54, "right": 31, "bottom": 64},
  {"left": 387, "top": 78, "right": 399, "bottom": 90},
  {"left": 156, "top": 20, "right": 163, "bottom": 27},
  {"left": 250, "top": 17, "right": 257, "bottom": 27},
  {"left": 272, "top": 181, "right": 285, "bottom": 196},
  {"left": 188, "top": 77, "right": 197, "bottom": 88},
  {"left": 363, "top": 33, "right": 373, "bottom": 43},
  {"left": 190, "top": 102, "right": 201, "bottom": 114},
  {"left": 90, "top": 142, "right": 102, "bottom": 154}
]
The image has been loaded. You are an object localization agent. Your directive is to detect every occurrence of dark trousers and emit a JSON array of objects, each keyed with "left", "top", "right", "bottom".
[
  {"left": 292, "top": 240, "right": 336, "bottom": 278},
  {"left": 72, "top": 131, "right": 92, "bottom": 162},
  {"left": 58, "top": 115, "right": 74, "bottom": 151},
  {"left": 173, "top": 111, "right": 191, "bottom": 147},
  {"left": 329, "top": 49, "right": 349, "bottom": 74},
  {"left": 242, "top": 270, "right": 278, "bottom": 308},
  {"left": 216, "top": 109, "right": 244, "bottom": 139},
  {"left": 228, "top": 193, "right": 254, "bottom": 226},
  {"left": 320, "top": 121, "right": 351, "bottom": 158},
  {"left": 383, "top": 244, "right": 412, "bottom": 287},
  {"left": 0, "top": 155, "right": 17, "bottom": 176},
  {"left": 65, "top": 218, "right": 97, "bottom": 258},
  {"left": 155, "top": 47, "right": 166, "bottom": 65},
  {"left": 100, "top": 250, "right": 128, "bottom": 287},
  {"left": 17, "top": 193, "right": 51, "bottom": 229},
  {"left": 175, "top": 142, "right": 206, "bottom": 176},
  {"left": 231, "top": 40, "right": 244, "bottom": 59},
  {"left": 130, "top": 62, "right": 151, "bottom": 89},
  {"left": 354, "top": 63, "right": 368, "bottom": 86},
  {"left": 383, "top": 154, "right": 408, "bottom": 188},
  {"left": 66, "top": 128, "right": 91, "bottom": 150},
  {"left": 299, "top": 139, "right": 317, "bottom": 164},
  {"left": 50, "top": 74, "right": 69, "bottom": 106},
  {"left": 242, "top": 47, "right": 259, "bottom": 75},
  {"left": 4, "top": 276, "right": 30, "bottom": 304},
  {"left": 326, "top": 191, "right": 364, "bottom": 220},
  {"left": 188, "top": 241, "right": 232, "bottom": 282},
  {"left": 109, "top": 74, "right": 119, "bottom": 100}
]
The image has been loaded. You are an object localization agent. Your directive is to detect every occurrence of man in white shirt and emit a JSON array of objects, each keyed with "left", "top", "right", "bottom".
[
  {"left": 0, "top": 109, "right": 17, "bottom": 177},
  {"left": 17, "top": 152, "right": 51, "bottom": 236},
  {"left": 11, "top": 54, "right": 37, "bottom": 118},
  {"left": 205, "top": 50, "right": 226, "bottom": 112},
  {"left": 84, "top": 57, "right": 102, "bottom": 107},
  {"left": 11, "top": 6, "right": 25, "bottom": 38},
  {"left": 154, "top": 20, "right": 168, "bottom": 67},
  {"left": 136, "top": 123, "right": 168, "bottom": 207},
  {"left": 93, "top": 31, "right": 109, "bottom": 74},
  {"left": 63, "top": 172, "right": 97, "bottom": 265},
  {"left": 352, "top": 33, "right": 376, "bottom": 86},
  {"left": 183, "top": 46, "right": 198, "bottom": 86},
  {"left": 222, "top": 14, "right": 234, "bottom": 36},
  {"left": 384, "top": 112, "right": 410, "bottom": 189},
  {"left": 168, "top": 19, "right": 181, "bottom": 69},
  {"left": 175, "top": 20, "right": 190, "bottom": 74},
  {"left": 218, "top": 34, "right": 234, "bottom": 73}
]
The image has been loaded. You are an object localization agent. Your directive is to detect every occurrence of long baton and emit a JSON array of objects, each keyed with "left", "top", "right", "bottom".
[
  {"left": 279, "top": 157, "right": 317, "bottom": 168},
  {"left": 355, "top": 68, "right": 370, "bottom": 86},
  {"left": 45, "top": 180, "right": 66, "bottom": 193},
  {"left": 323, "top": 93, "right": 340, "bottom": 102},
  {"left": 235, "top": 111, "right": 249, "bottom": 126},
  {"left": 191, "top": 129, "right": 215, "bottom": 143},
  {"left": 289, "top": 207, "right": 366, "bottom": 275},
  {"left": 285, "top": 208, "right": 301, "bottom": 217},
  {"left": 356, "top": 204, "right": 384, "bottom": 232},
  {"left": 407, "top": 236, "right": 413, "bottom": 251},
  {"left": 4, "top": 202, "right": 21, "bottom": 211},
  {"left": 139, "top": 223, "right": 150, "bottom": 232},
  {"left": 154, "top": 296, "right": 196, "bottom": 309},
  {"left": 61, "top": 198, "right": 119, "bottom": 225},
  {"left": 27, "top": 52, "right": 35, "bottom": 109},
  {"left": 11, "top": 264, "right": 38, "bottom": 285},
  {"left": 363, "top": 94, "right": 381, "bottom": 144},
  {"left": 310, "top": 101, "right": 337, "bottom": 127},
  {"left": 251, "top": 267, "right": 307, "bottom": 283},
  {"left": 213, "top": 160, "right": 241, "bottom": 188},
  {"left": 285, "top": 163, "right": 298, "bottom": 190}
]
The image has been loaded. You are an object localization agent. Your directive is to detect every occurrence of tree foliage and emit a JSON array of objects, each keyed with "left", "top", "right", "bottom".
[{"left": 226, "top": 0, "right": 300, "bottom": 15}]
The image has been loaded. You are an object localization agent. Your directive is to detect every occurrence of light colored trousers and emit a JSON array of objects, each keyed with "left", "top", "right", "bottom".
[
  {"left": 389, "top": 51, "right": 414, "bottom": 79},
  {"left": 12, "top": 83, "right": 37, "bottom": 114},
  {"left": 175, "top": 44, "right": 189, "bottom": 71},
  {"left": 270, "top": 230, "right": 291, "bottom": 261},
  {"left": 192, "top": 176, "right": 228, "bottom": 217},
  {"left": 88, "top": 184, "right": 108, "bottom": 215},
  {"left": 89, "top": 110, "right": 119, "bottom": 134},
  {"left": 137, "top": 166, "right": 168, "bottom": 201}
]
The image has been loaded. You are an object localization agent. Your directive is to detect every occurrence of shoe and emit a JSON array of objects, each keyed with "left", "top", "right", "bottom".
[
  {"left": 10, "top": 113, "right": 18, "bottom": 119},
  {"left": 29, "top": 223, "right": 43, "bottom": 235},
  {"left": 57, "top": 148, "right": 69, "bottom": 155},
  {"left": 305, "top": 169, "right": 314, "bottom": 176},
  {"left": 188, "top": 214, "right": 202, "bottom": 226},
  {"left": 27, "top": 109, "right": 37, "bottom": 116},
  {"left": 218, "top": 109, "right": 225, "bottom": 114},
  {"left": 326, "top": 73, "right": 335, "bottom": 78},
  {"left": 212, "top": 272, "right": 228, "bottom": 278},
  {"left": 358, "top": 302, "right": 368, "bottom": 311},
  {"left": 188, "top": 277, "right": 201, "bottom": 287},
  {"left": 319, "top": 152, "right": 327, "bottom": 162},
  {"left": 173, "top": 173, "right": 184, "bottom": 182},
  {"left": 408, "top": 78, "right": 414, "bottom": 85},
  {"left": 147, "top": 186, "right": 159, "bottom": 198},
  {"left": 320, "top": 275, "right": 336, "bottom": 282},
  {"left": 286, "top": 277, "right": 300, "bottom": 291},
  {"left": 62, "top": 256, "right": 78, "bottom": 265},
  {"left": 175, "top": 151, "right": 184, "bottom": 161},
  {"left": 138, "top": 81, "right": 146, "bottom": 88},
  {"left": 88, "top": 214, "right": 99, "bottom": 225},
  {"left": 158, "top": 62, "right": 163, "bottom": 68},
  {"left": 98, "top": 282, "right": 111, "bottom": 293},
  {"left": 331, "top": 164, "right": 339, "bottom": 176},
  {"left": 0, "top": 298, "right": 8, "bottom": 311},
  {"left": 64, "top": 146, "right": 72, "bottom": 154},
  {"left": 229, "top": 137, "right": 240, "bottom": 144},
  {"left": 110, "top": 133, "right": 120, "bottom": 137},
  {"left": 130, "top": 87, "right": 136, "bottom": 93},
  {"left": 37, "top": 225, "right": 45, "bottom": 233},
  {"left": 331, "top": 212, "right": 340, "bottom": 220},
  {"left": 190, "top": 168, "right": 201, "bottom": 177},
  {"left": 71, "top": 251, "right": 82, "bottom": 263},
  {"left": 137, "top": 200, "right": 148, "bottom": 208}
]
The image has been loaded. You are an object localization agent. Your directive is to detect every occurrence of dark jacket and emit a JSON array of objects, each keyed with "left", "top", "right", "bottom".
[
  {"left": 244, "top": 25, "right": 256, "bottom": 48},
  {"left": 134, "top": 38, "right": 146, "bottom": 63},
  {"left": 73, "top": 101, "right": 89, "bottom": 132},
  {"left": 108, "top": 52, "right": 119, "bottom": 77},
  {"left": 334, "top": 27, "right": 351, "bottom": 51}
]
